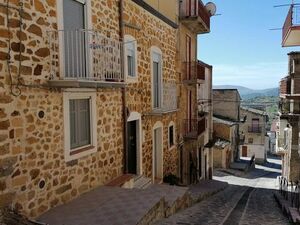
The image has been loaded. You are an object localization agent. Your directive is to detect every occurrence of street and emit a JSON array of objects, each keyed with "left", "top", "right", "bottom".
[{"left": 156, "top": 156, "right": 290, "bottom": 225}]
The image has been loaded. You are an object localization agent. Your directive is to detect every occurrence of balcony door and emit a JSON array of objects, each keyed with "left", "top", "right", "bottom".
[
  {"left": 63, "top": 0, "right": 88, "bottom": 79},
  {"left": 152, "top": 52, "right": 162, "bottom": 109},
  {"left": 186, "top": 0, "right": 197, "bottom": 16},
  {"left": 252, "top": 119, "right": 259, "bottom": 132},
  {"left": 186, "top": 35, "right": 192, "bottom": 80}
]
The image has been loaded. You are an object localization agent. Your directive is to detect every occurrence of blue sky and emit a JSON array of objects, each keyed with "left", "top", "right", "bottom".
[{"left": 198, "top": 0, "right": 300, "bottom": 89}]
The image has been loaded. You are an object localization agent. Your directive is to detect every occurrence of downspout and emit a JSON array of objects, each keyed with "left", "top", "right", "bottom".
[{"left": 119, "top": 0, "right": 128, "bottom": 174}]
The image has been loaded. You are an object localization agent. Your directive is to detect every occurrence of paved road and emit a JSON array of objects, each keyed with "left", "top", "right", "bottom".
[{"left": 156, "top": 156, "right": 290, "bottom": 225}]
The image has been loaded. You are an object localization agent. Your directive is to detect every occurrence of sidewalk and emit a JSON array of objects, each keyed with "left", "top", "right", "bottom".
[{"left": 37, "top": 180, "right": 228, "bottom": 225}]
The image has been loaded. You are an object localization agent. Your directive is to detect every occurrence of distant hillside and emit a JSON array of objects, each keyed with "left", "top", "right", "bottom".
[{"left": 213, "top": 85, "right": 279, "bottom": 99}]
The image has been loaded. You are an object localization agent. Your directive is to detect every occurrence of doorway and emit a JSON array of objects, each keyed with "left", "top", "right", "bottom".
[
  {"left": 153, "top": 123, "right": 163, "bottom": 181},
  {"left": 242, "top": 146, "right": 248, "bottom": 157},
  {"left": 127, "top": 120, "right": 137, "bottom": 174}
]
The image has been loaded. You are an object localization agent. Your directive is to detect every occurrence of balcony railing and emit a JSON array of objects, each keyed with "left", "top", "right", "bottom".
[
  {"left": 282, "top": 5, "right": 300, "bottom": 47},
  {"left": 183, "top": 117, "right": 206, "bottom": 139},
  {"left": 280, "top": 77, "right": 291, "bottom": 96},
  {"left": 182, "top": 61, "right": 205, "bottom": 84},
  {"left": 248, "top": 126, "right": 262, "bottom": 133},
  {"left": 151, "top": 82, "right": 177, "bottom": 114},
  {"left": 179, "top": 0, "right": 210, "bottom": 33},
  {"left": 48, "top": 29, "right": 123, "bottom": 84},
  {"left": 279, "top": 99, "right": 300, "bottom": 115}
]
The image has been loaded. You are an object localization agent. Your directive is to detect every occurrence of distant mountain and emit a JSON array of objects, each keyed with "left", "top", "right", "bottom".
[{"left": 213, "top": 85, "right": 279, "bottom": 99}]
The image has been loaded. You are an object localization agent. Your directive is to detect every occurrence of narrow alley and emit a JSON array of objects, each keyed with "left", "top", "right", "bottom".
[{"left": 156, "top": 157, "right": 289, "bottom": 225}]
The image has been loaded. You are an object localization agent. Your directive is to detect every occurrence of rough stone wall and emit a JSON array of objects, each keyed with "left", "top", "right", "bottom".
[
  {"left": 123, "top": 0, "right": 179, "bottom": 178},
  {"left": 0, "top": 0, "right": 124, "bottom": 218},
  {"left": 213, "top": 122, "right": 230, "bottom": 141},
  {"left": 213, "top": 90, "right": 240, "bottom": 121}
]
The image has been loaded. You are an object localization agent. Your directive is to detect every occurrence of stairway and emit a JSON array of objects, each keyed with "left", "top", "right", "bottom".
[{"left": 133, "top": 175, "right": 152, "bottom": 189}]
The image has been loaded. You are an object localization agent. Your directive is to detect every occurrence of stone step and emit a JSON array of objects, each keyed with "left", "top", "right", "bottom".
[{"left": 133, "top": 176, "right": 152, "bottom": 189}]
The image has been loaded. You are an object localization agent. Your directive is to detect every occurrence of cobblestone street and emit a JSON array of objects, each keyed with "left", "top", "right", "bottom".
[{"left": 156, "top": 157, "right": 290, "bottom": 225}]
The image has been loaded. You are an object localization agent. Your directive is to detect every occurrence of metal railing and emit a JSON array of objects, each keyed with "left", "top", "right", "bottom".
[
  {"left": 279, "top": 176, "right": 300, "bottom": 211},
  {"left": 180, "top": 0, "right": 210, "bottom": 29},
  {"left": 162, "top": 82, "right": 177, "bottom": 112},
  {"left": 283, "top": 5, "right": 300, "bottom": 42},
  {"left": 48, "top": 29, "right": 123, "bottom": 82},
  {"left": 182, "top": 61, "right": 205, "bottom": 82},
  {"left": 183, "top": 117, "right": 206, "bottom": 139},
  {"left": 248, "top": 126, "right": 262, "bottom": 133},
  {"left": 152, "top": 82, "right": 177, "bottom": 113}
]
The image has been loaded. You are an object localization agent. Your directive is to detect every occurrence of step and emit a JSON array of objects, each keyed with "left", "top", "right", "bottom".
[
  {"left": 106, "top": 174, "right": 135, "bottom": 187},
  {"left": 133, "top": 176, "right": 152, "bottom": 189}
]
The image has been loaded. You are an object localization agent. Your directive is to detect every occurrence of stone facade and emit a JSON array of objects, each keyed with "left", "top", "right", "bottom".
[
  {"left": 0, "top": 0, "right": 181, "bottom": 219},
  {"left": 213, "top": 89, "right": 241, "bottom": 161},
  {"left": 278, "top": 52, "right": 300, "bottom": 181},
  {"left": 177, "top": 2, "right": 213, "bottom": 184},
  {"left": 239, "top": 107, "right": 268, "bottom": 163}
]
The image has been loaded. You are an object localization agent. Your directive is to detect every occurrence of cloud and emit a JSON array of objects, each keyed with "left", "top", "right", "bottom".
[{"left": 213, "top": 62, "right": 287, "bottom": 89}]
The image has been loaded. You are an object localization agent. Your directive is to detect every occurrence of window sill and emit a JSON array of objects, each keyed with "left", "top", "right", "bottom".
[
  {"left": 126, "top": 76, "right": 138, "bottom": 83},
  {"left": 70, "top": 145, "right": 95, "bottom": 156}
]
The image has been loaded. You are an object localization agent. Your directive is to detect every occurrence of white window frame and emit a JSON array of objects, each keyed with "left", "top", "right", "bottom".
[
  {"left": 56, "top": 0, "right": 92, "bottom": 79},
  {"left": 124, "top": 35, "right": 138, "bottom": 81},
  {"left": 151, "top": 46, "right": 163, "bottom": 110},
  {"left": 63, "top": 89, "right": 97, "bottom": 162},
  {"left": 168, "top": 121, "right": 176, "bottom": 150}
]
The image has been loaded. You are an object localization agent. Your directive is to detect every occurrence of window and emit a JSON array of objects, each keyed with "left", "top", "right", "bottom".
[
  {"left": 70, "top": 99, "right": 91, "bottom": 149},
  {"left": 63, "top": 91, "right": 97, "bottom": 161},
  {"left": 151, "top": 47, "right": 162, "bottom": 109},
  {"left": 251, "top": 119, "right": 259, "bottom": 132},
  {"left": 248, "top": 138, "right": 253, "bottom": 144},
  {"left": 124, "top": 35, "right": 137, "bottom": 79},
  {"left": 168, "top": 122, "right": 175, "bottom": 149}
]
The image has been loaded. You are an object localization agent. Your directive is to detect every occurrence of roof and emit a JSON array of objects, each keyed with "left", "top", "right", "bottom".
[
  {"left": 288, "top": 51, "right": 300, "bottom": 56},
  {"left": 213, "top": 139, "right": 231, "bottom": 149},
  {"left": 240, "top": 106, "right": 268, "bottom": 116},
  {"left": 212, "top": 89, "right": 241, "bottom": 101},
  {"left": 213, "top": 116, "right": 237, "bottom": 126},
  {"left": 197, "top": 60, "right": 212, "bottom": 68}
]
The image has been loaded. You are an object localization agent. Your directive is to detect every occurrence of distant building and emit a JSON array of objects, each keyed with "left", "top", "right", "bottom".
[
  {"left": 213, "top": 89, "right": 241, "bottom": 161},
  {"left": 239, "top": 107, "right": 268, "bottom": 164},
  {"left": 212, "top": 117, "right": 237, "bottom": 168}
]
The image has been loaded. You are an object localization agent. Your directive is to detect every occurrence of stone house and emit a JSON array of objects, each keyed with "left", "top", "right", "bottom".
[
  {"left": 239, "top": 107, "right": 268, "bottom": 164},
  {"left": 177, "top": 0, "right": 214, "bottom": 184},
  {"left": 213, "top": 89, "right": 241, "bottom": 161},
  {"left": 0, "top": 0, "right": 215, "bottom": 219},
  {"left": 212, "top": 117, "right": 237, "bottom": 169},
  {"left": 278, "top": 52, "right": 300, "bottom": 181}
]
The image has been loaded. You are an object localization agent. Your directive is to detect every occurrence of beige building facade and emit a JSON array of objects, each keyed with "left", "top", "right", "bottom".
[
  {"left": 177, "top": 0, "right": 214, "bottom": 185},
  {"left": 240, "top": 107, "right": 268, "bottom": 164},
  {"left": 278, "top": 52, "right": 300, "bottom": 181},
  {"left": 213, "top": 89, "right": 241, "bottom": 161}
]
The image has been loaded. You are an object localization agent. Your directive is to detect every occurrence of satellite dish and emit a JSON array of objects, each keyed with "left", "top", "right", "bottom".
[{"left": 205, "top": 2, "right": 217, "bottom": 16}]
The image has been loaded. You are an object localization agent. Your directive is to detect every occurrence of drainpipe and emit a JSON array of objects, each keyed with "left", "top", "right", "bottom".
[{"left": 119, "top": 0, "right": 128, "bottom": 174}]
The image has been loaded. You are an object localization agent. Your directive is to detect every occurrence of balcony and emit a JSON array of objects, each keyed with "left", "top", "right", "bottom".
[
  {"left": 183, "top": 117, "right": 206, "bottom": 140},
  {"left": 280, "top": 76, "right": 291, "bottom": 96},
  {"left": 282, "top": 5, "right": 300, "bottom": 47},
  {"left": 48, "top": 29, "right": 124, "bottom": 88},
  {"left": 279, "top": 98, "right": 300, "bottom": 116},
  {"left": 182, "top": 61, "right": 205, "bottom": 84},
  {"left": 248, "top": 126, "right": 262, "bottom": 133},
  {"left": 179, "top": 0, "right": 210, "bottom": 34},
  {"left": 148, "top": 82, "right": 178, "bottom": 115}
]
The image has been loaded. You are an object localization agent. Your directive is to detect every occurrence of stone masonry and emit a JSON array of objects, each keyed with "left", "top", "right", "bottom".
[{"left": 0, "top": 0, "right": 179, "bottom": 219}]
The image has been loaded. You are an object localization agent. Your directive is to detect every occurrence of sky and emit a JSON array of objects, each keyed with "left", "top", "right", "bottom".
[{"left": 198, "top": 0, "right": 300, "bottom": 89}]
